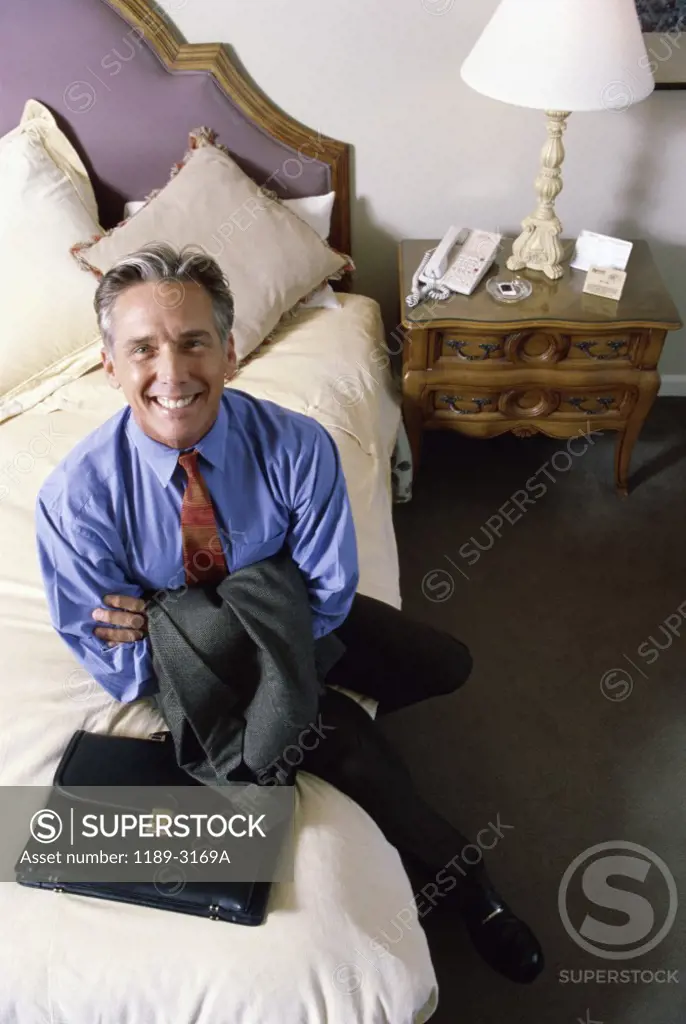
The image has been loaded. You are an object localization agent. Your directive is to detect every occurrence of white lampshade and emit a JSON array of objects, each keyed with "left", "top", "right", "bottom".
[{"left": 461, "top": 0, "right": 654, "bottom": 112}]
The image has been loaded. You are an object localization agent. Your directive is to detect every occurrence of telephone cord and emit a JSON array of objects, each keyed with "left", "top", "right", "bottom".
[{"left": 405, "top": 249, "right": 452, "bottom": 308}]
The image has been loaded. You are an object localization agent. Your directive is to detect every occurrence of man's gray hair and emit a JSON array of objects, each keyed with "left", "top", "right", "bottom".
[{"left": 94, "top": 243, "right": 235, "bottom": 350}]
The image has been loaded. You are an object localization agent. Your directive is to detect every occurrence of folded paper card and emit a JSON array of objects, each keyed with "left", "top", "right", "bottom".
[
  {"left": 583, "top": 265, "right": 627, "bottom": 302},
  {"left": 570, "top": 231, "right": 633, "bottom": 273}
]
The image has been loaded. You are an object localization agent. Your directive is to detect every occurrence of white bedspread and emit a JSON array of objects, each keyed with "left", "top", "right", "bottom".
[{"left": 0, "top": 295, "right": 439, "bottom": 1024}]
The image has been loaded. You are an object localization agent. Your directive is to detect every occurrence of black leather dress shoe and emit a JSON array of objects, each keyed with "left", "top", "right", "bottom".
[{"left": 461, "top": 879, "right": 544, "bottom": 984}]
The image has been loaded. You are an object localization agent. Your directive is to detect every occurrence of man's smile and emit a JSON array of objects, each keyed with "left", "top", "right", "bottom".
[{"left": 148, "top": 391, "right": 205, "bottom": 416}]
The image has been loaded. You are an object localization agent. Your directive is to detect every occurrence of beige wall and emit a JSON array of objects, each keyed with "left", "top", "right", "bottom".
[{"left": 170, "top": 0, "right": 686, "bottom": 388}]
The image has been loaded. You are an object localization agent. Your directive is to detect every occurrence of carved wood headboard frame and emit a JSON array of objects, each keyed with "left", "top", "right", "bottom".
[{"left": 106, "top": 0, "right": 351, "bottom": 256}]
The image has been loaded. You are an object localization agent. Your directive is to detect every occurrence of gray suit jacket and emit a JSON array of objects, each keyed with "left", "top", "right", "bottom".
[{"left": 146, "top": 550, "right": 345, "bottom": 785}]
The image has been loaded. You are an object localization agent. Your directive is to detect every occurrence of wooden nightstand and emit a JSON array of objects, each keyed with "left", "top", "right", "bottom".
[{"left": 399, "top": 238, "right": 682, "bottom": 496}]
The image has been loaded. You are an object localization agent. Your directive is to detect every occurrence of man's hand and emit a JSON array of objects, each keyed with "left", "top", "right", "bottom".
[{"left": 92, "top": 595, "right": 147, "bottom": 646}]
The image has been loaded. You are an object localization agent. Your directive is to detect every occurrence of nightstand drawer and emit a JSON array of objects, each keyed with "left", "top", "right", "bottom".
[
  {"left": 429, "top": 327, "right": 643, "bottom": 370},
  {"left": 564, "top": 331, "right": 640, "bottom": 365},
  {"left": 429, "top": 384, "right": 635, "bottom": 421},
  {"left": 430, "top": 331, "right": 507, "bottom": 367}
]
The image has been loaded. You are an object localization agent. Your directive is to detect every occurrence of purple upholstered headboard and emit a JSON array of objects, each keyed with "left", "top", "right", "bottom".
[{"left": 0, "top": 0, "right": 351, "bottom": 254}]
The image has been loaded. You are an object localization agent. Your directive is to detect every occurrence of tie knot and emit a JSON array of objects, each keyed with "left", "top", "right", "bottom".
[{"left": 178, "top": 450, "right": 199, "bottom": 476}]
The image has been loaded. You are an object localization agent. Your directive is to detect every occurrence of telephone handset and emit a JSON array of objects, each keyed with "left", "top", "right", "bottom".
[{"left": 406, "top": 226, "right": 503, "bottom": 307}]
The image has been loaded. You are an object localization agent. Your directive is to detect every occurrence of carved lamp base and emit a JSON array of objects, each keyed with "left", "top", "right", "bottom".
[
  {"left": 506, "top": 110, "right": 571, "bottom": 281},
  {"left": 507, "top": 217, "right": 565, "bottom": 280}
]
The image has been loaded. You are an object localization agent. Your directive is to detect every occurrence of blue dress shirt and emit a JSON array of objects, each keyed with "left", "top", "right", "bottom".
[{"left": 36, "top": 390, "right": 359, "bottom": 703}]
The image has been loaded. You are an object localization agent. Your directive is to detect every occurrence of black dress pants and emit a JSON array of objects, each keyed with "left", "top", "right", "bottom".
[{"left": 299, "top": 592, "right": 481, "bottom": 901}]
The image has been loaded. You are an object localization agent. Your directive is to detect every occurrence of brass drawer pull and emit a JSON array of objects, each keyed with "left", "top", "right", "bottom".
[
  {"left": 445, "top": 340, "right": 501, "bottom": 360},
  {"left": 440, "top": 395, "right": 494, "bottom": 414},
  {"left": 574, "top": 340, "right": 628, "bottom": 360},
  {"left": 568, "top": 396, "right": 616, "bottom": 414}
]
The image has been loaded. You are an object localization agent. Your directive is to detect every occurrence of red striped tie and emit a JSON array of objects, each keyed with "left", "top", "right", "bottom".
[{"left": 178, "top": 450, "right": 228, "bottom": 587}]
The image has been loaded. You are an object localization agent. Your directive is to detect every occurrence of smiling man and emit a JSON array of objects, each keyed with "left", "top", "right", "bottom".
[
  {"left": 36, "top": 244, "right": 359, "bottom": 701},
  {"left": 36, "top": 243, "right": 543, "bottom": 985}
]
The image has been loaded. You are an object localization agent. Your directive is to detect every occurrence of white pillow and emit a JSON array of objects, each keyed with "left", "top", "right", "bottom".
[
  {"left": 285, "top": 194, "right": 340, "bottom": 311},
  {"left": 285, "top": 192, "right": 335, "bottom": 241},
  {"left": 122, "top": 190, "right": 341, "bottom": 310},
  {"left": 0, "top": 103, "right": 102, "bottom": 423},
  {"left": 123, "top": 199, "right": 152, "bottom": 218}
]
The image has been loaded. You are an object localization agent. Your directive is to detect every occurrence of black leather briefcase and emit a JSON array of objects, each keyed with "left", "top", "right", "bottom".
[{"left": 15, "top": 730, "right": 274, "bottom": 926}]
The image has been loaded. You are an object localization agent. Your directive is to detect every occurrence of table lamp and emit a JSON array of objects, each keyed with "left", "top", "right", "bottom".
[{"left": 460, "top": 0, "right": 654, "bottom": 280}]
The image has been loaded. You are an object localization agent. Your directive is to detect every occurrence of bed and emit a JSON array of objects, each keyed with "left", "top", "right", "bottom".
[{"left": 0, "top": 1, "right": 438, "bottom": 1022}]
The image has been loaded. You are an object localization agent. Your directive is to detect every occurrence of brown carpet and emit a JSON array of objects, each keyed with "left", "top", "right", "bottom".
[{"left": 386, "top": 398, "right": 686, "bottom": 1024}]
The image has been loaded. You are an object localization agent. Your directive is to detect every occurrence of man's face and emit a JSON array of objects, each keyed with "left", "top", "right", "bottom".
[{"left": 102, "top": 280, "right": 236, "bottom": 449}]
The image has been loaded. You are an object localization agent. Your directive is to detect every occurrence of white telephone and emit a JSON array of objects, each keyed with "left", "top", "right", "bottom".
[{"left": 406, "top": 226, "right": 503, "bottom": 308}]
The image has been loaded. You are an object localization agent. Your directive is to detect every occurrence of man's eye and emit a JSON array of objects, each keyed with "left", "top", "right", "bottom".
[
  {"left": 186, "top": 338, "right": 203, "bottom": 349},
  {"left": 133, "top": 345, "right": 150, "bottom": 356}
]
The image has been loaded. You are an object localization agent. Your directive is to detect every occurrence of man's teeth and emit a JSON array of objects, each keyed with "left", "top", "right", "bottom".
[{"left": 155, "top": 395, "right": 197, "bottom": 409}]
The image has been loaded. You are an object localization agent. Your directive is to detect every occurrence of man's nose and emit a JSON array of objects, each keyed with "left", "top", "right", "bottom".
[{"left": 155, "top": 346, "right": 189, "bottom": 386}]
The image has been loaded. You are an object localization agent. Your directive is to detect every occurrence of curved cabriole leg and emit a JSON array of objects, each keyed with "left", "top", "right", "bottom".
[
  {"left": 615, "top": 381, "right": 660, "bottom": 497},
  {"left": 615, "top": 423, "right": 640, "bottom": 498}
]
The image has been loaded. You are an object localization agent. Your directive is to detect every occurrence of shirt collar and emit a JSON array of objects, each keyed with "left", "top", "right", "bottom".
[{"left": 126, "top": 394, "right": 230, "bottom": 487}]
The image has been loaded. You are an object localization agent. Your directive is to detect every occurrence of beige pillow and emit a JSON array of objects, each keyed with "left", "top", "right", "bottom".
[
  {"left": 72, "top": 130, "right": 351, "bottom": 362},
  {"left": 19, "top": 100, "right": 100, "bottom": 221},
  {"left": 0, "top": 102, "right": 103, "bottom": 423}
]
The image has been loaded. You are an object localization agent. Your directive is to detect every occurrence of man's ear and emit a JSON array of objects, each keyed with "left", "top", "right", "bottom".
[
  {"left": 101, "top": 345, "right": 121, "bottom": 390},
  {"left": 224, "top": 333, "right": 237, "bottom": 382}
]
